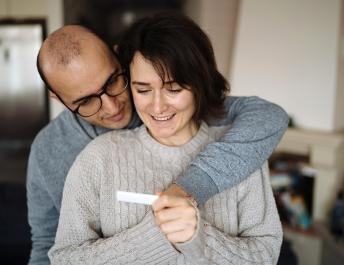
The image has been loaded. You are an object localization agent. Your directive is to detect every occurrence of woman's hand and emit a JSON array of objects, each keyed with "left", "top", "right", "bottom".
[
  {"left": 152, "top": 194, "right": 198, "bottom": 244},
  {"left": 163, "top": 183, "right": 189, "bottom": 197}
]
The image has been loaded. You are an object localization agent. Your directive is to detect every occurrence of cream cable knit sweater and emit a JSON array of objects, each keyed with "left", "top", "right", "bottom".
[{"left": 49, "top": 123, "right": 282, "bottom": 264}]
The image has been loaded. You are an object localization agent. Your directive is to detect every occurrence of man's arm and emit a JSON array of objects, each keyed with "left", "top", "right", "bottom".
[
  {"left": 176, "top": 163, "right": 283, "bottom": 264},
  {"left": 173, "top": 96, "right": 289, "bottom": 205},
  {"left": 27, "top": 148, "right": 58, "bottom": 265}
]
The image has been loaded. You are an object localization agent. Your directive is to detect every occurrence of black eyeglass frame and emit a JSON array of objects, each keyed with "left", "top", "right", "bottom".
[
  {"left": 70, "top": 70, "right": 129, "bottom": 117},
  {"left": 38, "top": 64, "right": 129, "bottom": 117}
]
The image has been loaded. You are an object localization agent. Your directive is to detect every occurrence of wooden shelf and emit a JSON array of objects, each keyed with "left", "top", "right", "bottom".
[
  {"left": 275, "top": 128, "right": 344, "bottom": 221},
  {"left": 282, "top": 222, "right": 318, "bottom": 238}
]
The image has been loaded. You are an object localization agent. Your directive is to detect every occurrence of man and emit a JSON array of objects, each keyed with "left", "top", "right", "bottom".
[{"left": 28, "top": 25, "right": 288, "bottom": 264}]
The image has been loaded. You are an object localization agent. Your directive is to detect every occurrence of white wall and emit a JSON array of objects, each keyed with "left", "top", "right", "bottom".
[
  {"left": 185, "top": 0, "right": 238, "bottom": 77},
  {"left": 230, "top": 0, "right": 343, "bottom": 131},
  {"left": 0, "top": 1, "right": 7, "bottom": 17},
  {"left": 0, "top": 0, "right": 65, "bottom": 119},
  {"left": 335, "top": 1, "right": 344, "bottom": 130}
]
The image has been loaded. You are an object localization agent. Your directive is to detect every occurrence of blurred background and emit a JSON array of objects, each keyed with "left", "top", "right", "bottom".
[{"left": 0, "top": 0, "right": 343, "bottom": 264}]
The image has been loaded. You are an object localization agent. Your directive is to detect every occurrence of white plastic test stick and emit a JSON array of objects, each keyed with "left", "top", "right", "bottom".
[{"left": 116, "top": 191, "right": 159, "bottom": 205}]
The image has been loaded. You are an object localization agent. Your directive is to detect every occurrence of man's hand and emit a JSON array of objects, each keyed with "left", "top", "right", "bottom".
[
  {"left": 152, "top": 194, "right": 197, "bottom": 244},
  {"left": 162, "top": 183, "right": 189, "bottom": 197}
]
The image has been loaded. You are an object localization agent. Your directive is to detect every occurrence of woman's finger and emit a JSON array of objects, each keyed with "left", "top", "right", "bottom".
[
  {"left": 166, "top": 229, "right": 196, "bottom": 244},
  {"left": 152, "top": 194, "right": 188, "bottom": 212},
  {"left": 155, "top": 205, "right": 196, "bottom": 224}
]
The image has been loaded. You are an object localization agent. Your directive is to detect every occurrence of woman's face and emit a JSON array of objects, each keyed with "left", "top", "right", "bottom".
[{"left": 130, "top": 52, "right": 197, "bottom": 146}]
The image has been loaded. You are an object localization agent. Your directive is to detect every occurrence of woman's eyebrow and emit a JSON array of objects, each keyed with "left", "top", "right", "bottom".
[
  {"left": 163, "top": 80, "right": 175, "bottom": 85},
  {"left": 131, "top": 80, "right": 175, "bottom": 86},
  {"left": 131, "top": 81, "right": 150, "bottom": 86}
]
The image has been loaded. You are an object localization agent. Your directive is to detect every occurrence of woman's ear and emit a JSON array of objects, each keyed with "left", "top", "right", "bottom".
[{"left": 113, "top": 44, "right": 118, "bottom": 53}]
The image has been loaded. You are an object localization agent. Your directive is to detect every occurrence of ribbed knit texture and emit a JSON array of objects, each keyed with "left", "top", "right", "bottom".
[
  {"left": 49, "top": 123, "right": 282, "bottom": 264},
  {"left": 28, "top": 97, "right": 288, "bottom": 265}
]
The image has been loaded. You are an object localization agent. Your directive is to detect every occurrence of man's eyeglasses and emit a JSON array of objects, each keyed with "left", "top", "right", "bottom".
[{"left": 72, "top": 70, "right": 128, "bottom": 117}]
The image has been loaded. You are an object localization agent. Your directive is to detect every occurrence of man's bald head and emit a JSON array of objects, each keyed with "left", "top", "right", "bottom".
[
  {"left": 36, "top": 25, "right": 132, "bottom": 130},
  {"left": 37, "top": 25, "right": 114, "bottom": 90},
  {"left": 40, "top": 25, "right": 88, "bottom": 66}
]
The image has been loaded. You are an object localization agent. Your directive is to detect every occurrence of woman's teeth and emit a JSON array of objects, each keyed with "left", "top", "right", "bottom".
[{"left": 152, "top": 114, "right": 174, "bottom": 121}]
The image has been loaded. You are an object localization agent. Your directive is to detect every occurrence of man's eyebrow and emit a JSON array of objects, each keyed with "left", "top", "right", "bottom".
[
  {"left": 72, "top": 68, "right": 120, "bottom": 104},
  {"left": 72, "top": 95, "right": 90, "bottom": 105}
]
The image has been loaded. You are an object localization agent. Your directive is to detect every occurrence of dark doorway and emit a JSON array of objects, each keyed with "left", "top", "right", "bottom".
[{"left": 0, "top": 18, "right": 48, "bottom": 265}]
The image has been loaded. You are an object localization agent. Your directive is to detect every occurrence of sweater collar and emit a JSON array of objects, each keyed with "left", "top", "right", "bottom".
[
  {"left": 69, "top": 110, "right": 142, "bottom": 140},
  {"left": 137, "top": 122, "right": 211, "bottom": 158}
]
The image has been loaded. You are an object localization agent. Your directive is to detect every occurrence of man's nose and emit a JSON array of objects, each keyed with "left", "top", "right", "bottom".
[{"left": 101, "top": 94, "right": 120, "bottom": 113}]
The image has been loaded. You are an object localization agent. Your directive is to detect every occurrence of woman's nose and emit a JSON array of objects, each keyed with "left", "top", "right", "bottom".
[{"left": 152, "top": 93, "right": 168, "bottom": 114}]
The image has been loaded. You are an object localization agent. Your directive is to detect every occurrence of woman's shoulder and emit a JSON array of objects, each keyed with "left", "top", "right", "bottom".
[
  {"left": 88, "top": 126, "right": 142, "bottom": 148},
  {"left": 68, "top": 126, "right": 144, "bottom": 183},
  {"left": 76, "top": 126, "right": 143, "bottom": 163}
]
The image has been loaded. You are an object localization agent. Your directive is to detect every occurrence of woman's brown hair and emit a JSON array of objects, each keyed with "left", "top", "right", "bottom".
[{"left": 118, "top": 12, "right": 230, "bottom": 124}]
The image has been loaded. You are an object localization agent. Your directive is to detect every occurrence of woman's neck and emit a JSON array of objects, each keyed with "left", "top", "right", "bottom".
[{"left": 148, "top": 121, "right": 199, "bottom": 147}]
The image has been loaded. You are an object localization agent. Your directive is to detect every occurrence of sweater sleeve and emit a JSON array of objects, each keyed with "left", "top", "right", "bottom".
[
  {"left": 175, "top": 96, "right": 289, "bottom": 205},
  {"left": 48, "top": 153, "right": 179, "bottom": 265},
  {"left": 27, "top": 145, "right": 59, "bottom": 265},
  {"left": 176, "top": 163, "right": 283, "bottom": 264}
]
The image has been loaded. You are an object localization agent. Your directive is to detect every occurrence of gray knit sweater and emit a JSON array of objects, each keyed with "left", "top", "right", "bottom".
[{"left": 49, "top": 123, "right": 282, "bottom": 264}]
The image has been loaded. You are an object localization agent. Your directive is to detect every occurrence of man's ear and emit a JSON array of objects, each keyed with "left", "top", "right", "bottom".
[{"left": 49, "top": 91, "right": 58, "bottom": 100}]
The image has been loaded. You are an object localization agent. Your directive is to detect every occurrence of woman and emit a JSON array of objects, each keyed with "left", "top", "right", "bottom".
[{"left": 49, "top": 14, "right": 282, "bottom": 264}]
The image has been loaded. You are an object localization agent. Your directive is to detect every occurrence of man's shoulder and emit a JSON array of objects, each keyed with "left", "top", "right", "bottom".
[
  {"left": 31, "top": 110, "right": 71, "bottom": 149},
  {"left": 27, "top": 110, "right": 90, "bottom": 187},
  {"left": 208, "top": 124, "right": 231, "bottom": 141},
  {"left": 29, "top": 110, "right": 89, "bottom": 163}
]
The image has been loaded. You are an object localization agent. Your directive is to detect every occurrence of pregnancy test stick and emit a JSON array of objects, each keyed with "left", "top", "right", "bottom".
[{"left": 117, "top": 191, "right": 159, "bottom": 205}]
